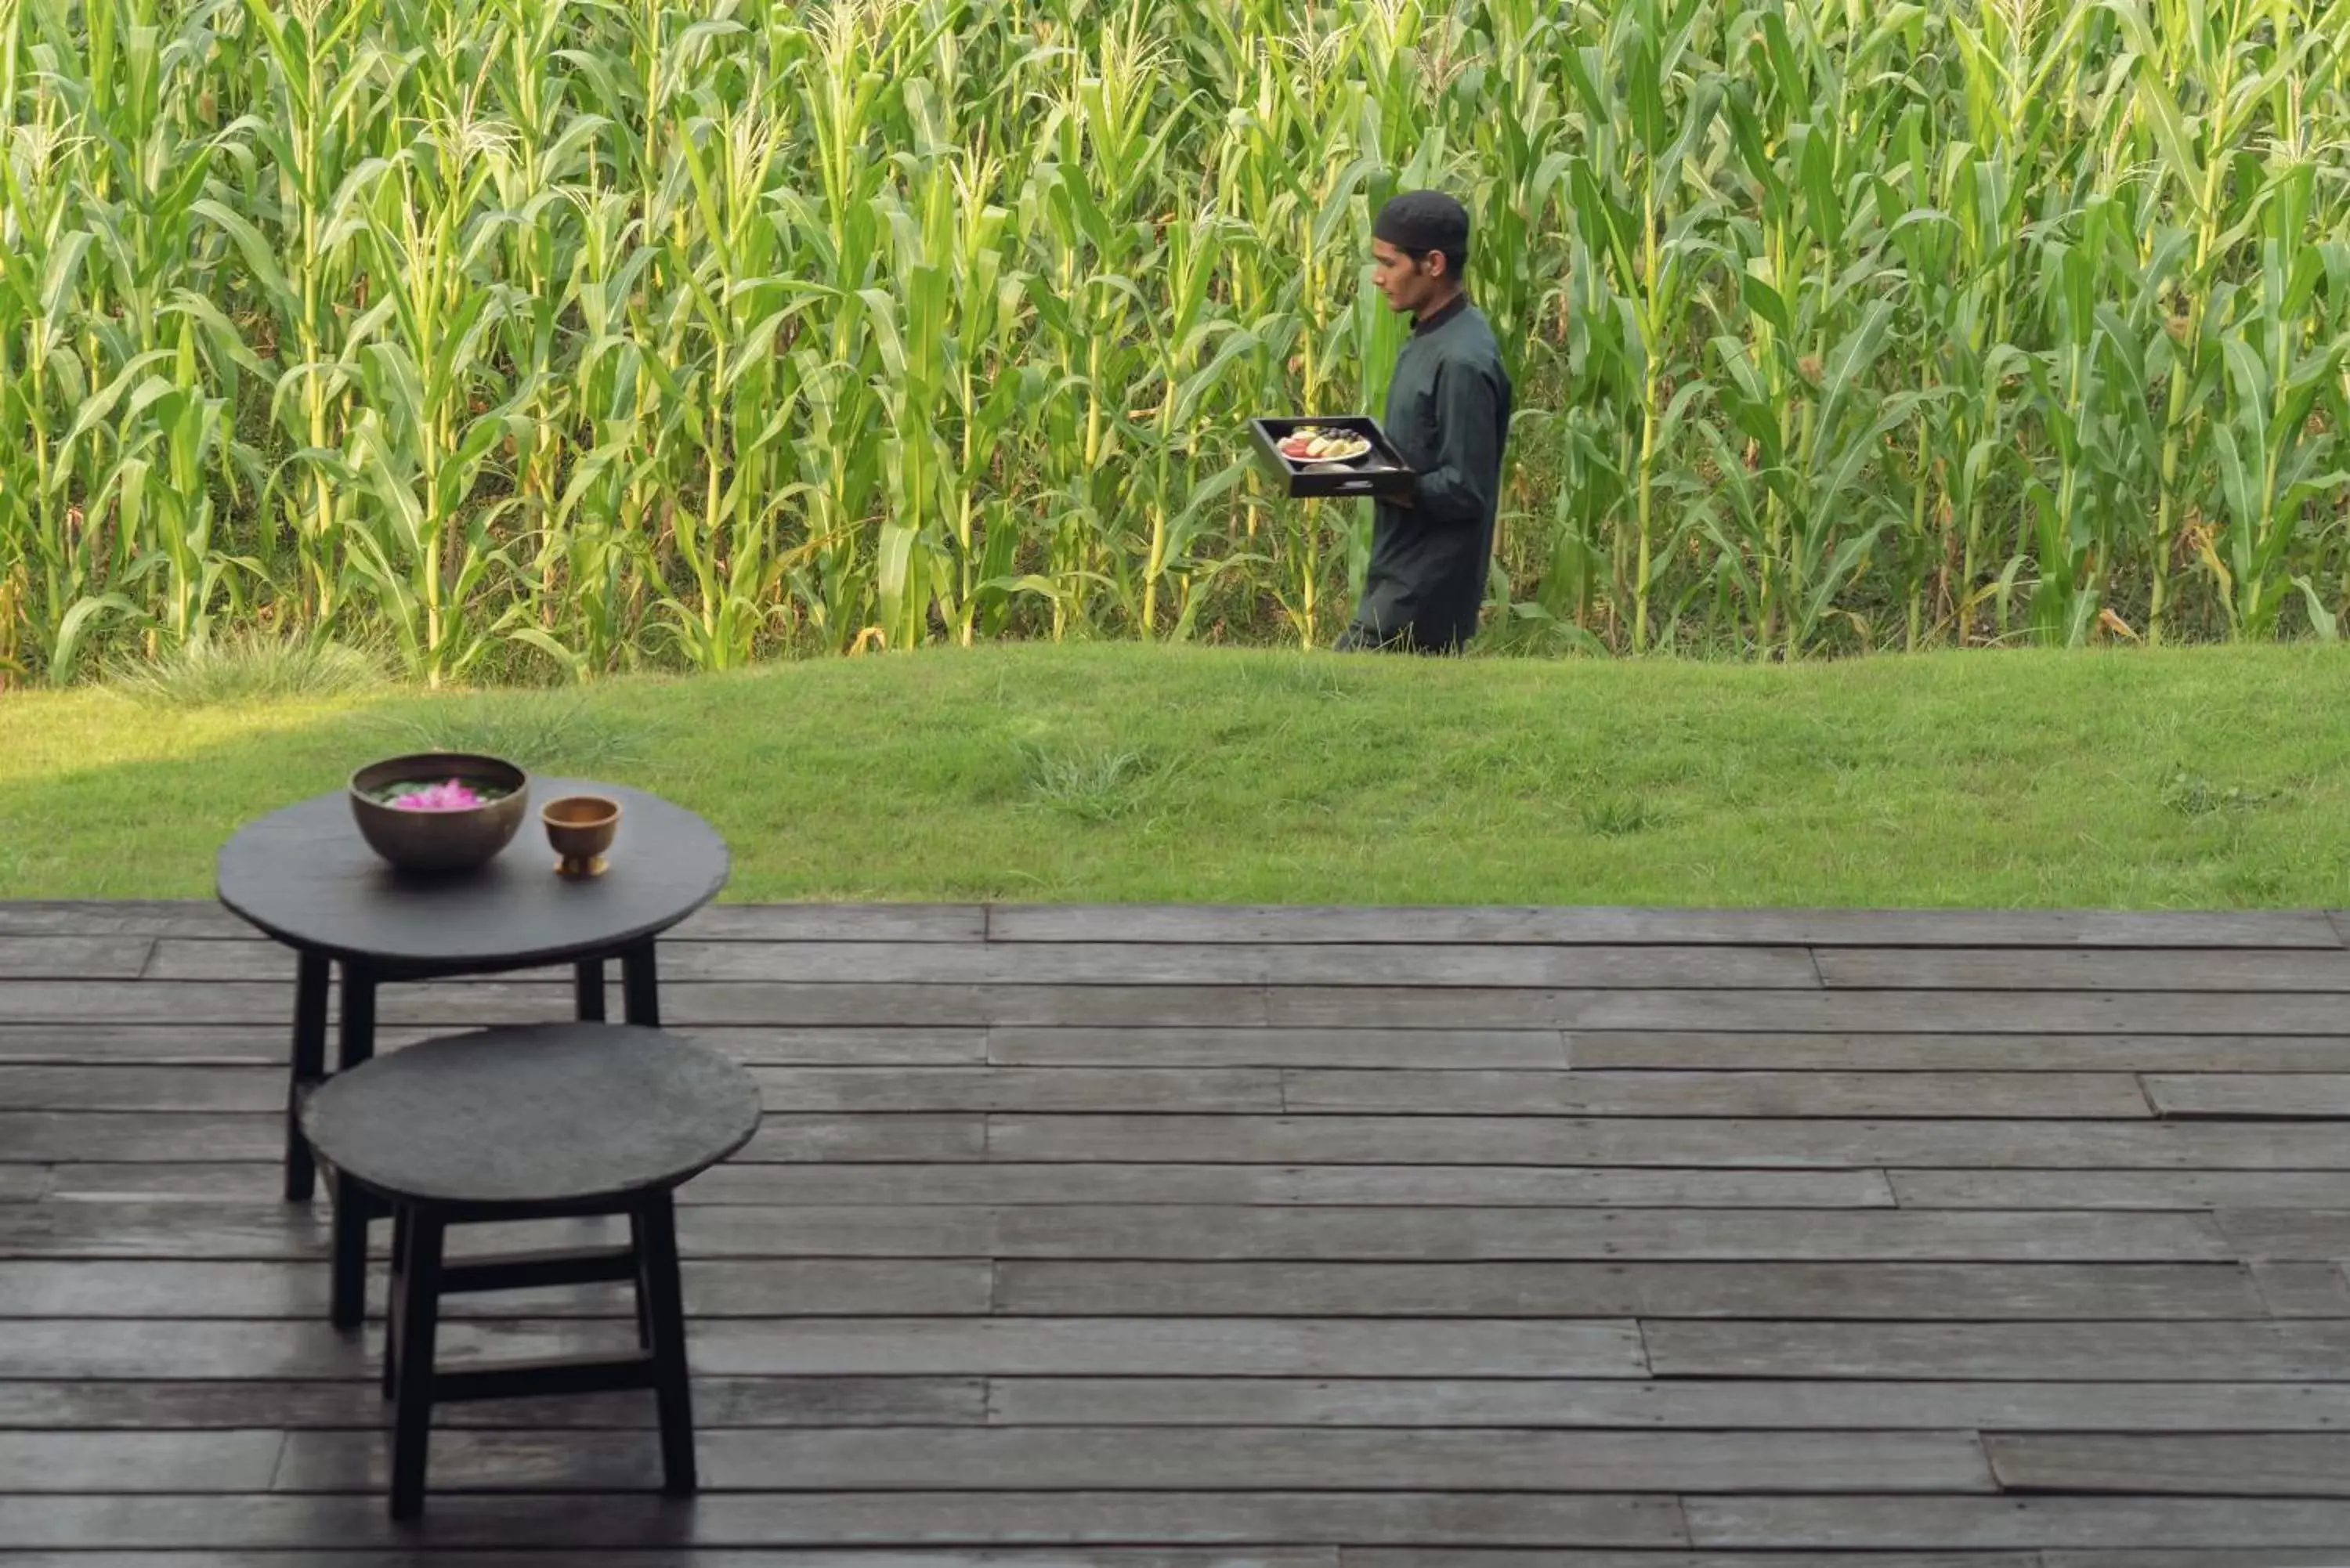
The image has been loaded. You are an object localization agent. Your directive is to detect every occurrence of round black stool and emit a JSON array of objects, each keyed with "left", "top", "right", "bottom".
[{"left": 298, "top": 1022, "right": 762, "bottom": 1519}]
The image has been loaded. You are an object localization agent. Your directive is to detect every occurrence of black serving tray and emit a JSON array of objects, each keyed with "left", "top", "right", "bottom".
[{"left": 1249, "top": 415, "right": 1417, "bottom": 500}]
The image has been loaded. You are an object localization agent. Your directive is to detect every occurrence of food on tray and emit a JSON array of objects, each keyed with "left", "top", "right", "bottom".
[{"left": 1278, "top": 425, "right": 1372, "bottom": 464}]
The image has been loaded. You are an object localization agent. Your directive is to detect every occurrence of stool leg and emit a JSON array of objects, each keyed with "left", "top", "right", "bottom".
[
  {"left": 330, "top": 964, "right": 378, "bottom": 1331},
  {"left": 331, "top": 1182, "right": 371, "bottom": 1332},
  {"left": 284, "top": 952, "right": 329, "bottom": 1202},
  {"left": 389, "top": 1208, "right": 445, "bottom": 1520},
  {"left": 633, "top": 1194, "right": 696, "bottom": 1494},
  {"left": 620, "top": 942, "right": 660, "bottom": 1027},
  {"left": 382, "top": 1207, "right": 412, "bottom": 1399},
  {"left": 574, "top": 959, "right": 607, "bottom": 1021}
]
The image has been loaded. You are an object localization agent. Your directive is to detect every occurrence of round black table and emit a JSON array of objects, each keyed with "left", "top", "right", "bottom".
[
  {"left": 217, "top": 777, "right": 728, "bottom": 1328},
  {"left": 301, "top": 1023, "right": 761, "bottom": 1519}
]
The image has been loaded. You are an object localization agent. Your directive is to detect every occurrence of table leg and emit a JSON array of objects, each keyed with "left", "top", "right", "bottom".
[
  {"left": 338, "top": 962, "right": 378, "bottom": 1071},
  {"left": 284, "top": 952, "right": 329, "bottom": 1203},
  {"left": 621, "top": 942, "right": 660, "bottom": 1027},
  {"left": 331, "top": 962, "right": 378, "bottom": 1331},
  {"left": 574, "top": 959, "right": 607, "bottom": 1022}
]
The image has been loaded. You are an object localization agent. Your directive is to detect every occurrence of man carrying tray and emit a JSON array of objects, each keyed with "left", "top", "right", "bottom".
[{"left": 1336, "top": 190, "right": 1515, "bottom": 653}]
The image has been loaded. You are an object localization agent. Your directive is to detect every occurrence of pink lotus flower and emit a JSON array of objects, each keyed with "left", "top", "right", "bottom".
[{"left": 390, "top": 779, "right": 484, "bottom": 812}]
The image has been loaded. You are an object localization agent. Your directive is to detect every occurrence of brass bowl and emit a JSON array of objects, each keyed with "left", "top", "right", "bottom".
[
  {"left": 348, "top": 753, "right": 530, "bottom": 875},
  {"left": 542, "top": 794, "right": 621, "bottom": 879}
]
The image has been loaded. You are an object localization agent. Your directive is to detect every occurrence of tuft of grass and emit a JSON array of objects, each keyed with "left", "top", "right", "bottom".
[
  {"left": 1016, "top": 741, "right": 1172, "bottom": 824},
  {"left": 1240, "top": 657, "right": 1365, "bottom": 703},
  {"left": 2160, "top": 771, "right": 2272, "bottom": 818},
  {"left": 371, "top": 693, "right": 646, "bottom": 775},
  {"left": 107, "top": 634, "right": 381, "bottom": 707},
  {"left": 1582, "top": 796, "right": 1668, "bottom": 836}
]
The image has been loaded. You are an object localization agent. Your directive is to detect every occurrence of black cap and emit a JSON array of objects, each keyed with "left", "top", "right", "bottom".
[{"left": 1373, "top": 190, "right": 1470, "bottom": 262}]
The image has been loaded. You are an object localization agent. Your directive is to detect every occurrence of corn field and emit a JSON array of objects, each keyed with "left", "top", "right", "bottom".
[{"left": 5, "top": 0, "right": 2349, "bottom": 683}]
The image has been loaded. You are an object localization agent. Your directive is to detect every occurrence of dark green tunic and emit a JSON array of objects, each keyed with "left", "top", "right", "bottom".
[{"left": 1345, "top": 294, "right": 1513, "bottom": 652}]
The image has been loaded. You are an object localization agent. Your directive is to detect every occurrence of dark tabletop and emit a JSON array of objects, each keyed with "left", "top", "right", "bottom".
[
  {"left": 215, "top": 778, "right": 728, "bottom": 967},
  {"left": 298, "top": 1023, "right": 762, "bottom": 1205}
]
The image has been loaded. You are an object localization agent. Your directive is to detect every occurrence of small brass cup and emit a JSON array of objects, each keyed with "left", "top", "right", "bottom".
[{"left": 542, "top": 795, "right": 620, "bottom": 879}]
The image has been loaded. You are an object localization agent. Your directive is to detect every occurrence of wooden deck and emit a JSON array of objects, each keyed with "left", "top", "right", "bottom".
[{"left": 5, "top": 900, "right": 2350, "bottom": 1563}]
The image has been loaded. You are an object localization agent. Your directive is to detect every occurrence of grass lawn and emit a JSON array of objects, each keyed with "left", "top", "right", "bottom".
[{"left": 1, "top": 644, "right": 2345, "bottom": 908}]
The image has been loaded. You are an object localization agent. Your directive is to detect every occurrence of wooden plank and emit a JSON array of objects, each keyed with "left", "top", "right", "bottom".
[
  {"left": 36, "top": 1160, "right": 1895, "bottom": 1209},
  {"left": 35, "top": 1201, "right": 2164, "bottom": 1266},
  {"left": 0, "top": 1023, "right": 979, "bottom": 1066},
  {"left": 2252, "top": 1262, "right": 2350, "bottom": 1317},
  {"left": 17, "top": 976, "right": 2349, "bottom": 1032},
  {"left": 1346, "top": 1555, "right": 2041, "bottom": 1568},
  {"left": 681, "top": 902, "right": 988, "bottom": 941},
  {"left": 0, "top": 1318, "right": 593, "bottom": 1379},
  {"left": 0, "top": 1259, "right": 992, "bottom": 1317},
  {"left": 974, "top": 1207, "right": 2235, "bottom": 1263},
  {"left": 0, "top": 936, "right": 153, "bottom": 979},
  {"left": 0, "top": 901, "right": 990, "bottom": 944},
  {"left": 0, "top": 1112, "right": 984, "bottom": 1164},
  {"left": 2046, "top": 1554, "right": 2350, "bottom": 1567},
  {"left": 982, "top": 1115, "right": 2350, "bottom": 1169},
  {"left": 2214, "top": 1209, "right": 2350, "bottom": 1260},
  {"left": 0, "top": 1493, "right": 1689, "bottom": 1549},
  {"left": 0, "top": 1555, "right": 1343, "bottom": 1568},
  {"left": 0, "top": 1024, "right": 299, "bottom": 1064},
  {"left": 1280, "top": 1070, "right": 2156, "bottom": 1119},
  {"left": 1570, "top": 1031, "right": 2350, "bottom": 1072},
  {"left": 985, "top": 1377, "right": 2350, "bottom": 1431},
  {"left": 0, "top": 1430, "right": 284, "bottom": 1492},
  {"left": 3, "top": 1064, "right": 1281, "bottom": 1115},
  {"left": 689, "top": 1317, "right": 1650, "bottom": 1378},
  {"left": 1265, "top": 987, "right": 2350, "bottom": 1035},
  {"left": 0, "top": 1375, "right": 985, "bottom": 1429},
  {"left": 985, "top": 905, "right": 2348, "bottom": 948},
  {"left": 0, "top": 1556, "right": 1340, "bottom": 1568},
  {"left": 0, "top": 977, "right": 669, "bottom": 1025},
  {"left": 0, "top": 1113, "right": 287, "bottom": 1162},
  {"left": 266, "top": 1429, "right": 658, "bottom": 1494},
  {"left": 1988, "top": 1433, "right": 2350, "bottom": 1495},
  {"left": 0, "top": 1201, "right": 1001, "bottom": 1261},
  {"left": 1892, "top": 1171, "right": 2350, "bottom": 1210},
  {"left": 0, "top": 1317, "right": 1647, "bottom": 1380},
  {"left": 0, "top": 1022, "right": 1022, "bottom": 1070},
  {"left": 2146, "top": 1074, "right": 2350, "bottom": 1119},
  {"left": 993, "top": 1261, "right": 2267, "bottom": 1318},
  {"left": 16, "top": 898, "right": 2338, "bottom": 948},
  {"left": 1684, "top": 1496, "right": 2350, "bottom": 1549},
  {"left": 0, "top": 1165, "right": 47, "bottom": 1201},
  {"left": 750, "top": 1067, "right": 1287, "bottom": 1114},
  {"left": 691, "top": 1026, "right": 987, "bottom": 1065},
  {"left": 1643, "top": 1320, "right": 2350, "bottom": 1380},
  {"left": 268, "top": 1426, "right": 1994, "bottom": 1494},
  {"left": 0, "top": 978, "right": 1268, "bottom": 1028},
  {"left": 0, "top": 1065, "right": 287, "bottom": 1112},
  {"left": 0, "top": 900, "right": 247, "bottom": 938},
  {"left": 1819, "top": 947, "right": 2350, "bottom": 992},
  {"left": 990, "top": 1026, "right": 1568, "bottom": 1069},
  {"left": 147, "top": 937, "right": 1820, "bottom": 988}
]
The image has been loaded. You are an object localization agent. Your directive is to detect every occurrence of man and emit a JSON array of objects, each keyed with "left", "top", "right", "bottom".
[{"left": 1336, "top": 190, "right": 1514, "bottom": 654}]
